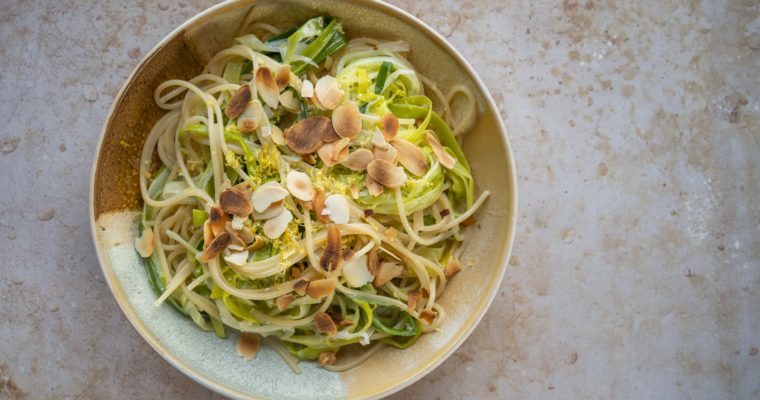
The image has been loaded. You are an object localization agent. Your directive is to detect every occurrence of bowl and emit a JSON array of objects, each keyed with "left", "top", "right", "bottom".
[{"left": 89, "top": 0, "right": 517, "bottom": 398}]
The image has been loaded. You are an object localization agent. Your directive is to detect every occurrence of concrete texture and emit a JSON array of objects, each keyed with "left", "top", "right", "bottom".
[{"left": 1, "top": 0, "right": 758, "bottom": 399}]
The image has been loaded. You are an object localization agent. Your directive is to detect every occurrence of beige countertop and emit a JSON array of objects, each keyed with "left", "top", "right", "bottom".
[{"left": 1, "top": 0, "right": 758, "bottom": 398}]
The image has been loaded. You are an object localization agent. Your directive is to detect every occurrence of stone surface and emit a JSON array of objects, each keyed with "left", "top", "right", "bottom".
[{"left": 1, "top": 0, "right": 758, "bottom": 399}]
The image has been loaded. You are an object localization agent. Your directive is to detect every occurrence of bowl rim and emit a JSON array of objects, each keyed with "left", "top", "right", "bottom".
[{"left": 88, "top": 1, "right": 518, "bottom": 398}]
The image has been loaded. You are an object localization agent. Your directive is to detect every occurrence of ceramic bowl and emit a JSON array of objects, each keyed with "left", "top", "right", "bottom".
[{"left": 89, "top": 1, "right": 517, "bottom": 398}]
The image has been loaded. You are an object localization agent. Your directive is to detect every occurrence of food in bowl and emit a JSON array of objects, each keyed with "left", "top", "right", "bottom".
[{"left": 133, "top": 15, "right": 490, "bottom": 373}]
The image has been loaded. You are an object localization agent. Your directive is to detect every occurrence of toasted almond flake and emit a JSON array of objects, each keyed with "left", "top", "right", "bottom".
[
  {"left": 324, "top": 194, "right": 350, "bottom": 224},
  {"left": 252, "top": 200, "right": 285, "bottom": 220},
  {"left": 372, "top": 143, "right": 397, "bottom": 164},
  {"left": 263, "top": 209, "right": 292, "bottom": 239},
  {"left": 255, "top": 67, "right": 279, "bottom": 109},
  {"left": 251, "top": 181, "right": 289, "bottom": 213},
  {"left": 134, "top": 228, "right": 154, "bottom": 258},
  {"left": 318, "top": 352, "right": 337, "bottom": 366},
  {"left": 224, "top": 250, "right": 249, "bottom": 266},
  {"left": 332, "top": 102, "right": 362, "bottom": 139},
  {"left": 220, "top": 183, "right": 253, "bottom": 217},
  {"left": 301, "top": 79, "right": 314, "bottom": 98},
  {"left": 392, "top": 138, "right": 428, "bottom": 176},
  {"left": 426, "top": 132, "right": 457, "bottom": 169},
  {"left": 202, "top": 220, "right": 213, "bottom": 250},
  {"left": 235, "top": 224, "right": 254, "bottom": 243},
  {"left": 418, "top": 309, "right": 437, "bottom": 324},
  {"left": 349, "top": 183, "right": 359, "bottom": 199},
  {"left": 341, "top": 149, "right": 374, "bottom": 171},
  {"left": 224, "top": 222, "right": 246, "bottom": 248},
  {"left": 365, "top": 174, "right": 384, "bottom": 196},
  {"left": 275, "top": 64, "right": 291, "bottom": 90},
  {"left": 270, "top": 125, "right": 286, "bottom": 146},
  {"left": 293, "top": 279, "right": 310, "bottom": 295},
  {"left": 342, "top": 254, "right": 373, "bottom": 288},
  {"left": 236, "top": 332, "right": 260, "bottom": 360},
  {"left": 445, "top": 255, "right": 463, "bottom": 278},
  {"left": 279, "top": 90, "right": 300, "bottom": 112},
  {"left": 237, "top": 100, "right": 264, "bottom": 133},
  {"left": 276, "top": 294, "right": 295, "bottom": 311},
  {"left": 381, "top": 112, "right": 399, "bottom": 141},
  {"left": 373, "top": 262, "right": 403, "bottom": 287},
  {"left": 224, "top": 85, "right": 251, "bottom": 119},
  {"left": 231, "top": 215, "right": 246, "bottom": 230},
  {"left": 314, "top": 312, "right": 337, "bottom": 336},
  {"left": 367, "top": 159, "right": 407, "bottom": 188},
  {"left": 407, "top": 289, "right": 420, "bottom": 312},
  {"left": 285, "top": 116, "right": 335, "bottom": 154},
  {"left": 371, "top": 129, "right": 388, "bottom": 149},
  {"left": 314, "top": 76, "right": 342, "bottom": 110},
  {"left": 319, "top": 225, "right": 342, "bottom": 271},
  {"left": 201, "top": 232, "right": 231, "bottom": 261},
  {"left": 313, "top": 191, "right": 329, "bottom": 223},
  {"left": 209, "top": 206, "right": 227, "bottom": 236},
  {"left": 286, "top": 171, "right": 315, "bottom": 201},
  {"left": 244, "top": 235, "right": 265, "bottom": 252},
  {"left": 306, "top": 279, "right": 336, "bottom": 299},
  {"left": 367, "top": 247, "right": 379, "bottom": 276},
  {"left": 317, "top": 137, "right": 350, "bottom": 167}
]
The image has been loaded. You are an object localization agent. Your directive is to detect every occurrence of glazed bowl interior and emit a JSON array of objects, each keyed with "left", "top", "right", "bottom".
[{"left": 90, "top": 0, "right": 516, "bottom": 399}]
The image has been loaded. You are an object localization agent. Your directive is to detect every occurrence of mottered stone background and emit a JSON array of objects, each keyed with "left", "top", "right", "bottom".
[{"left": 1, "top": 0, "right": 758, "bottom": 398}]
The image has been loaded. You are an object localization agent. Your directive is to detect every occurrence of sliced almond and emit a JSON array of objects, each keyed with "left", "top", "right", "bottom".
[
  {"left": 341, "top": 149, "right": 374, "bottom": 171},
  {"left": 306, "top": 279, "right": 336, "bottom": 299},
  {"left": 286, "top": 170, "right": 315, "bottom": 201},
  {"left": 220, "top": 183, "right": 253, "bottom": 217},
  {"left": 274, "top": 64, "right": 291, "bottom": 91},
  {"left": 373, "top": 261, "right": 403, "bottom": 288},
  {"left": 201, "top": 232, "right": 231, "bottom": 261},
  {"left": 224, "top": 250, "right": 249, "bottom": 266},
  {"left": 365, "top": 174, "right": 384, "bottom": 196},
  {"left": 301, "top": 153, "right": 317, "bottom": 164},
  {"left": 314, "top": 312, "right": 337, "bottom": 337},
  {"left": 313, "top": 191, "right": 329, "bottom": 223},
  {"left": 270, "top": 125, "right": 286, "bottom": 146},
  {"left": 293, "top": 279, "right": 310, "bottom": 295},
  {"left": 286, "top": 116, "right": 335, "bottom": 154},
  {"left": 371, "top": 129, "right": 388, "bottom": 149},
  {"left": 318, "top": 352, "right": 337, "bottom": 366},
  {"left": 237, "top": 100, "right": 264, "bottom": 133},
  {"left": 255, "top": 67, "right": 279, "bottom": 109},
  {"left": 236, "top": 332, "right": 260, "bottom": 360},
  {"left": 134, "top": 228, "right": 155, "bottom": 258},
  {"left": 380, "top": 112, "right": 399, "bottom": 141},
  {"left": 372, "top": 143, "right": 397, "bottom": 164},
  {"left": 318, "top": 138, "right": 350, "bottom": 167},
  {"left": 332, "top": 102, "right": 362, "bottom": 139},
  {"left": 319, "top": 225, "right": 342, "bottom": 271},
  {"left": 444, "top": 255, "right": 463, "bottom": 278},
  {"left": 367, "top": 159, "right": 407, "bottom": 188},
  {"left": 225, "top": 222, "right": 247, "bottom": 248},
  {"left": 418, "top": 309, "right": 437, "bottom": 324},
  {"left": 251, "top": 181, "right": 289, "bottom": 213},
  {"left": 276, "top": 294, "right": 295, "bottom": 311},
  {"left": 407, "top": 289, "right": 420, "bottom": 312},
  {"left": 202, "top": 220, "right": 214, "bottom": 250},
  {"left": 244, "top": 235, "right": 265, "bottom": 252},
  {"left": 224, "top": 85, "right": 251, "bottom": 119},
  {"left": 279, "top": 90, "right": 300, "bottom": 112},
  {"left": 263, "top": 209, "right": 292, "bottom": 239},
  {"left": 252, "top": 199, "right": 285, "bottom": 220},
  {"left": 314, "top": 76, "right": 342, "bottom": 110},
  {"left": 301, "top": 79, "right": 314, "bottom": 98},
  {"left": 426, "top": 132, "right": 457, "bottom": 169},
  {"left": 342, "top": 255, "right": 373, "bottom": 288},
  {"left": 209, "top": 206, "right": 227, "bottom": 236},
  {"left": 323, "top": 194, "right": 350, "bottom": 224},
  {"left": 236, "top": 226, "right": 255, "bottom": 244},
  {"left": 392, "top": 139, "right": 428, "bottom": 177},
  {"left": 367, "top": 247, "right": 379, "bottom": 276}
]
